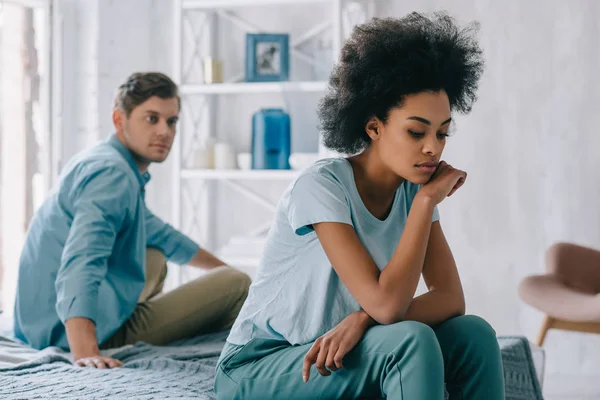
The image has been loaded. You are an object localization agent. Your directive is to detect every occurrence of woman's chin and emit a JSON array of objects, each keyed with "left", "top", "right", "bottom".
[{"left": 404, "top": 173, "right": 431, "bottom": 186}]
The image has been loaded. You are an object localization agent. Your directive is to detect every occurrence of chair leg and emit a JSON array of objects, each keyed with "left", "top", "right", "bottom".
[{"left": 537, "top": 315, "right": 554, "bottom": 346}]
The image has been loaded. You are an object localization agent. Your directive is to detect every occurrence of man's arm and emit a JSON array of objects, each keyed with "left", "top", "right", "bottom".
[
  {"left": 145, "top": 207, "right": 225, "bottom": 269},
  {"left": 56, "top": 167, "right": 133, "bottom": 363},
  {"left": 186, "top": 248, "right": 227, "bottom": 269}
]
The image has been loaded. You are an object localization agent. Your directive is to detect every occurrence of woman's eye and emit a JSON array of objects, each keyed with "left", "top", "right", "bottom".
[
  {"left": 437, "top": 132, "right": 450, "bottom": 139},
  {"left": 408, "top": 130, "right": 425, "bottom": 139}
]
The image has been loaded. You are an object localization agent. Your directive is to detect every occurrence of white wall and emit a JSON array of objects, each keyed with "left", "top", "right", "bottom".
[
  {"left": 59, "top": 0, "right": 600, "bottom": 395},
  {"left": 379, "top": 0, "right": 600, "bottom": 392},
  {"left": 57, "top": 0, "right": 175, "bottom": 218},
  {"left": 58, "top": 0, "right": 99, "bottom": 163}
]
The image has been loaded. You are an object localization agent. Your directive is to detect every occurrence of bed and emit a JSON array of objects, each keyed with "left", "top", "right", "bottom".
[{"left": 0, "top": 315, "right": 545, "bottom": 399}]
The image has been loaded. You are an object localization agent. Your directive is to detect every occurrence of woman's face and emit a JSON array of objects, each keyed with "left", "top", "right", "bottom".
[{"left": 370, "top": 90, "right": 452, "bottom": 185}]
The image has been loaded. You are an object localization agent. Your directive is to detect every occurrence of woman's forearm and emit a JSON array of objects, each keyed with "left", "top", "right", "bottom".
[
  {"left": 355, "top": 309, "right": 378, "bottom": 329},
  {"left": 403, "top": 289, "right": 465, "bottom": 326},
  {"left": 376, "top": 194, "right": 436, "bottom": 323}
]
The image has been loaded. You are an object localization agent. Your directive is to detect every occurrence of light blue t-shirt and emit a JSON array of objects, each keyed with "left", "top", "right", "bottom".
[
  {"left": 14, "top": 135, "right": 200, "bottom": 350},
  {"left": 226, "top": 157, "right": 439, "bottom": 347}
]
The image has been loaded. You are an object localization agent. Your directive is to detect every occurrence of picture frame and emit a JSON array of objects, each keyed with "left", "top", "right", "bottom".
[{"left": 245, "top": 33, "right": 290, "bottom": 82}]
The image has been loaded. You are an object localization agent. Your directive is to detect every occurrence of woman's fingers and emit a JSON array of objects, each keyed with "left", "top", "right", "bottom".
[
  {"left": 325, "top": 342, "right": 340, "bottom": 372},
  {"left": 303, "top": 336, "right": 353, "bottom": 381},
  {"left": 315, "top": 338, "right": 331, "bottom": 376},
  {"left": 333, "top": 343, "right": 347, "bottom": 370},
  {"left": 303, "top": 341, "right": 320, "bottom": 382},
  {"left": 448, "top": 172, "right": 467, "bottom": 197}
]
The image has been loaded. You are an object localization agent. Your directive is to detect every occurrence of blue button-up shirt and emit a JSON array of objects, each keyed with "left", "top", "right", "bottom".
[{"left": 13, "top": 135, "right": 199, "bottom": 350}]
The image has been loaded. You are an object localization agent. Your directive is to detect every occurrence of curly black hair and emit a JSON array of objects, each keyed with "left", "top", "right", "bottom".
[{"left": 318, "top": 12, "right": 484, "bottom": 154}]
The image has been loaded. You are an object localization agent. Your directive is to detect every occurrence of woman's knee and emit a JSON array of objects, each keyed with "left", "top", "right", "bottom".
[
  {"left": 439, "top": 315, "right": 499, "bottom": 357},
  {"left": 385, "top": 321, "right": 443, "bottom": 359}
]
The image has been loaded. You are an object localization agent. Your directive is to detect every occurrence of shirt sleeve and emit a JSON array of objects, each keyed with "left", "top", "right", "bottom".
[
  {"left": 145, "top": 207, "right": 200, "bottom": 265},
  {"left": 432, "top": 205, "right": 440, "bottom": 222},
  {"left": 287, "top": 173, "right": 353, "bottom": 236},
  {"left": 55, "top": 167, "right": 135, "bottom": 325}
]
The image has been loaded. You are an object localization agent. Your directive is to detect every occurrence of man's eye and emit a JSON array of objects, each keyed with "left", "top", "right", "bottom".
[{"left": 146, "top": 116, "right": 158, "bottom": 124}]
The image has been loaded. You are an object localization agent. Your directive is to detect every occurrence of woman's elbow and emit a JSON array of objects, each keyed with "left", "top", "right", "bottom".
[
  {"left": 454, "top": 294, "right": 466, "bottom": 317},
  {"left": 370, "top": 303, "right": 408, "bottom": 325},
  {"left": 372, "top": 313, "right": 398, "bottom": 326}
]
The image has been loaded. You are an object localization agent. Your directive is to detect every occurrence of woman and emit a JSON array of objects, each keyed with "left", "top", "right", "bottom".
[{"left": 215, "top": 12, "right": 504, "bottom": 399}]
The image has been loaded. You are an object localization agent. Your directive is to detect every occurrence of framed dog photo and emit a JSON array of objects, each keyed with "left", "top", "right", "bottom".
[{"left": 245, "top": 33, "right": 290, "bottom": 82}]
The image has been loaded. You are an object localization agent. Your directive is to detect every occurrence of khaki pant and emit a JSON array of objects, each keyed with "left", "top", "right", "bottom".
[{"left": 101, "top": 247, "right": 251, "bottom": 349}]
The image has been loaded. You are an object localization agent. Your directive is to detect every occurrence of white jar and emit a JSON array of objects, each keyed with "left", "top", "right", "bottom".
[
  {"left": 214, "top": 142, "right": 237, "bottom": 170},
  {"left": 193, "top": 137, "right": 216, "bottom": 169}
]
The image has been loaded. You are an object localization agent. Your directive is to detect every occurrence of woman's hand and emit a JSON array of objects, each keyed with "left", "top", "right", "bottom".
[
  {"left": 418, "top": 161, "right": 467, "bottom": 204},
  {"left": 302, "top": 311, "right": 373, "bottom": 382}
]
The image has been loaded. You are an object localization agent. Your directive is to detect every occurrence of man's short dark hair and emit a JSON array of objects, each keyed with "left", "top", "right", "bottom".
[{"left": 114, "top": 72, "right": 180, "bottom": 117}]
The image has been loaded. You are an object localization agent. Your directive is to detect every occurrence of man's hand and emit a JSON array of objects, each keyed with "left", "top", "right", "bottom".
[
  {"left": 74, "top": 355, "right": 123, "bottom": 369},
  {"left": 66, "top": 317, "right": 123, "bottom": 369},
  {"left": 302, "top": 311, "right": 375, "bottom": 382}
]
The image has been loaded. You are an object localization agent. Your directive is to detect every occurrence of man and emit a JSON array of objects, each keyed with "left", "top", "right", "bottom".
[{"left": 13, "top": 72, "right": 251, "bottom": 368}]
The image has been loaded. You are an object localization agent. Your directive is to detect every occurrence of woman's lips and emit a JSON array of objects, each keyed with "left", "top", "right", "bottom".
[{"left": 415, "top": 161, "right": 438, "bottom": 174}]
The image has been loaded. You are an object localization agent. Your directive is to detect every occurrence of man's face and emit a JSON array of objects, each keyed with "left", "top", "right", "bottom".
[{"left": 114, "top": 96, "right": 179, "bottom": 168}]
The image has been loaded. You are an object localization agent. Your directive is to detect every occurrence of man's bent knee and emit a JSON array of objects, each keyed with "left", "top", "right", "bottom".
[{"left": 218, "top": 266, "right": 251, "bottom": 295}]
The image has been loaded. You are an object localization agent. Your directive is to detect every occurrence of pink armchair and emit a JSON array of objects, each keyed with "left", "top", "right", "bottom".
[{"left": 519, "top": 242, "right": 600, "bottom": 346}]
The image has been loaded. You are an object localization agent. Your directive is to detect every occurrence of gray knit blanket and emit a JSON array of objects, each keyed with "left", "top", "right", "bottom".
[{"left": 0, "top": 333, "right": 543, "bottom": 399}]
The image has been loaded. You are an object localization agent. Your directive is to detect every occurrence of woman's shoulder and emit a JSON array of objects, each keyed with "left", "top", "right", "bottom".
[
  {"left": 280, "top": 157, "right": 352, "bottom": 210},
  {"left": 293, "top": 157, "right": 352, "bottom": 188}
]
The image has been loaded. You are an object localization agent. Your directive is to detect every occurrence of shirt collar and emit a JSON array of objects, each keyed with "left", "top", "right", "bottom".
[{"left": 107, "top": 134, "right": 152, "bottom": 188}]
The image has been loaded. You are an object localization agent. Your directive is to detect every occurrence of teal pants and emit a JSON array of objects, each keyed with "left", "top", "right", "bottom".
[{"left": 214, "top": 315, "right": 505, "bottom": 399}]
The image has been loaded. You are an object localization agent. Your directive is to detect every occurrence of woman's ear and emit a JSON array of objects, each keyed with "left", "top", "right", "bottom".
[{"left": 365, "top": 117, "right": 381, "bottom": 141}]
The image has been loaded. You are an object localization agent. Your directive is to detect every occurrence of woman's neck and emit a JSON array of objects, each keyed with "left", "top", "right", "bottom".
[
  {"left": 349, "top": 148, "right": 404, "bottom": 196},
  {"left": 348, "top": 148, "right": 405, "bottom": 219}
]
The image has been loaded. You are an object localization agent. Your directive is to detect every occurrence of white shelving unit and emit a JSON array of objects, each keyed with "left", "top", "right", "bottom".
[
  {"left": 181, "top": 169, "right": 299, "bottom": 180},
  {"left": 179, "top": 81, "right": 328, "bottom": 95},
  {"left": 183, "top": 0, "right": 330, "bottom": 9},
  {"left": 172, "top": 0, "right": 376, "bottom": 283}
]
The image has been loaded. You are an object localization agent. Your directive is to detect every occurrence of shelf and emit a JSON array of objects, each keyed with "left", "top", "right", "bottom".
[
  {"left": 183, "top": 0, "right": 329, "bottom": 9},
  {"left": 181, "top": 169, "right": 299, "bottom": 180},
  {"left": 180, "top": 81, "right": 328, "bottom": 95}
]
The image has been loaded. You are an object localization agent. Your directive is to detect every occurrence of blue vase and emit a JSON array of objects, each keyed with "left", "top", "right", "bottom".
[{"left": 251, "top": 108, "right": 291, "bottom": 170}]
